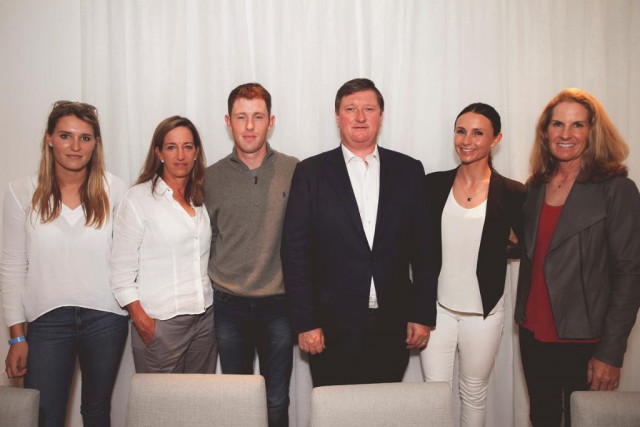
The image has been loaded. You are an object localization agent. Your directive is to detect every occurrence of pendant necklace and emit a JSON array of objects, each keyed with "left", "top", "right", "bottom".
[{"left": 457, "top": 178, "right": 486, "bottom": 202}]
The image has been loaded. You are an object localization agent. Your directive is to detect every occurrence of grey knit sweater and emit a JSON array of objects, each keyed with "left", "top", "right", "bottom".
[{"left": 204, "top": 144, "right": 298, "bottom": 297}]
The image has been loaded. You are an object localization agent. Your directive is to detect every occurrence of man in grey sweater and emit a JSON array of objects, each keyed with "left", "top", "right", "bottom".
[{"left": 204, "top": 83, "right": 298, "bottom": 427}]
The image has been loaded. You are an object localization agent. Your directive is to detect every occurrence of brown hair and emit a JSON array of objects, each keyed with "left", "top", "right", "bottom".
[
  {"left": 335, "top": 78, "right": 384, "bottom": 113},
  {"left": 530, "top": 88, "right": 628, "bottom": 184},
  {"left": 136, "top": 116, "right": 206, "bottom": 206},
  {"left": 227, "top": 83, "right": 272, "bottom": 116},
  {"left": 31, "top": 101, "right": 109, "bottom": 228}
]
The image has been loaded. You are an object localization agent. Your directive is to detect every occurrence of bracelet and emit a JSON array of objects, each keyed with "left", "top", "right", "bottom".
[{"left": 8, "top": 336, "right": 26, "bottom": 345}]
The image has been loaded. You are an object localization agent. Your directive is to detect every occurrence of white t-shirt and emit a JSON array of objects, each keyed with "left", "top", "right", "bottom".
[
  {"left": 110, "top": 178, "right": 213, "bottom": 320},
  {"left": 437, "top": 189, "right": 489, "bottom": 314},
  {"left": 1, "top": 173, "right": 128, "bottom": 326}
]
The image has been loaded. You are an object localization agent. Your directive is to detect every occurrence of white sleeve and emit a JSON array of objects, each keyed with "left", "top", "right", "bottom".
[
  {"left": 106, "top": 173, "right": 129, "bottom": 219},
  {"left": 110, "top": 190, "right": 145, "bottom": 308},
  {"left": 0, "top": 182, "right": 29, "bottom": 326}
]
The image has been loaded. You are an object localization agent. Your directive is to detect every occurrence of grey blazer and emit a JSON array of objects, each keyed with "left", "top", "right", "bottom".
[{"left": 515, "top": 176, "right": 640, "bottom": 367}]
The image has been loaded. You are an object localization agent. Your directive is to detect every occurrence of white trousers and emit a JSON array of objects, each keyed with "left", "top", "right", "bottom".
[{"left": 420, "top": 304, "right": 504, "bottom": 427}]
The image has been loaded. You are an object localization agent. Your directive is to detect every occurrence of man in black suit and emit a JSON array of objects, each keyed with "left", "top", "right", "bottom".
[{"left": 281, "top": 78, "right": 437, "bottom": 387}]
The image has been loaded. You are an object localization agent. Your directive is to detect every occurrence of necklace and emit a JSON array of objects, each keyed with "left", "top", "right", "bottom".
[
  {"left": 456, "top": 177, "right": 487, "bottom": 202},
  {"left": 552, "top": 173, "right": 578, "bottom": 189}
]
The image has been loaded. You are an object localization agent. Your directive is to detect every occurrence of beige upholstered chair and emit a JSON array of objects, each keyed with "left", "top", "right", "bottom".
[
  {"left": 0, "top": 386, "right": 40, "bottom": 427},
  {"left": 125, "top": 373, "right": 268, "bottom": 427},
  {"left": 571, "top": 391, "right": 640, "bottom": 427},
  {"left": 310, "top": 381, "right": 454, "bottom": 427}
]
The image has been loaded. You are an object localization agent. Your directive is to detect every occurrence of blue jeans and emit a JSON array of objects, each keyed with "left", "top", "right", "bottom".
[
  {"left": 25, "top": 307, "right": 128, "bottom": 427},
  {"left": 214, "top": 290, "right": 293, "bottom": 427}
]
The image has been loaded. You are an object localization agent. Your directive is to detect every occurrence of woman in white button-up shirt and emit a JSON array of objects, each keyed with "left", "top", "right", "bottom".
[
  {"left": 111, "top": 116, "right": 216, "bottom": 373},
  {"left": 2, "top": 101, "right": 129, "bottom": 427}
]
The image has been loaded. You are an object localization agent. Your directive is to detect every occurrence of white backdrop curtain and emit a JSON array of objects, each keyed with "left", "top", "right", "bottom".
[{"left": 79, "top": 1, "right": 640, "bottom": 426}]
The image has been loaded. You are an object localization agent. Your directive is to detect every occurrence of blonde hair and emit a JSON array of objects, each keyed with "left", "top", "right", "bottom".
[
  {"left": 530, "top": 88, "right": 628, "bottom": 184},
  {"left": 31, "top": 101, "right": 109, "bottom": 228},
  {"left": 136, "top": 116, "right": 206, "bottom": 206}
]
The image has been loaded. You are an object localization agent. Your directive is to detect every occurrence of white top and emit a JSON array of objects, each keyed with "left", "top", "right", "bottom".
[
  {"left": 110, "top": 178, "right": 213, "bottom": 320},
  {"left": 438, "top": 189, "right": 488, "bottom": 314},
  {"left": 342, "top": 144, "right": 380, "bottom": 308},
  {"left": 1, "top": 173, "right": 128, "bottom": 326}
]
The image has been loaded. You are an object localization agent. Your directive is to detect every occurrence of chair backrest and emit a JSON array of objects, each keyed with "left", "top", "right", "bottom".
[
  {"left": 571, "top": 391, "right": 640, "bottom": 427},
  {"left": 0, "top": 386, "right": 40, "bottom": 427},
  {"left": 310, "top": 381, "right": 454, "bottom": 427},
  {"left": 125, "top": 373, "right": 268, "bottom": 427}
]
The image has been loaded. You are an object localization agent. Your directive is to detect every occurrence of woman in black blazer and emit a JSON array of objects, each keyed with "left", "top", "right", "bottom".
[{"left": 420, "top": 103, "right": 525, "bottom": 427}]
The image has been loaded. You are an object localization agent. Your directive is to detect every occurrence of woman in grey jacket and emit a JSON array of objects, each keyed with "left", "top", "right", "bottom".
[{"left": 515, "top": 88, "right": 640, "bottom": 427}]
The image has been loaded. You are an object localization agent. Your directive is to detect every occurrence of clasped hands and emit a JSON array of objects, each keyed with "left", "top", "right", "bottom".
[{"left": 297, "top": 322, "right": 431, "bottom": 354}]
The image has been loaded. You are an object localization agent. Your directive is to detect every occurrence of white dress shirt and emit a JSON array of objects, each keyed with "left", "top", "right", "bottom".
[
  {"left": 110, "top": 178, "right": 213, "bottom": 320},
  {"left": 1, "top": 173, "right": 128, "bottom": 326},
  {"left": 341, "top": 144, "right": 380, "bottom": 308}
]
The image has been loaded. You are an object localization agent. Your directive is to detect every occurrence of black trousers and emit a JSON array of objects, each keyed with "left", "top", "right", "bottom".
[
  {"left": 309, "top": 310, "right": 410, "bottom": 387},
  {"left": 519, "top": 327, "right": 597, "bottom": 427}
]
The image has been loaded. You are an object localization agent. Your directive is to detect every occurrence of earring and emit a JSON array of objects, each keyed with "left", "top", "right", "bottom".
[{"left": 161, "top": 159, "right": 164, "bottom": 163}]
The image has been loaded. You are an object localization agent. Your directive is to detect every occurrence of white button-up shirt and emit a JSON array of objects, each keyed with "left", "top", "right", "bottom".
[
  {"left": 342, "top": 144, "right": 380, "bottom": 308},
  {"left": 111, "top": 178, "right": 213, "bottom": 320}
]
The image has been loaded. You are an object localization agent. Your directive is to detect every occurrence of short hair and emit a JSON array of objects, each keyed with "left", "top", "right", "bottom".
[
  {"left": 32, "top": 101, "right": 109, "bottom": 227},
  {"left": 455, "top": 103, "right": 501, "bottom": 136},
  {"left": 136, "top": 116, "right": 207, "bottom": 206},
  {"left": 530, "top": 88, "right": 628, "bottom": 184},
  {"left": 334, "top": 78, "right": 384, "bottom": 113},
  {"left": 227, "top": 83, "right": 272, "bottom": 116}
]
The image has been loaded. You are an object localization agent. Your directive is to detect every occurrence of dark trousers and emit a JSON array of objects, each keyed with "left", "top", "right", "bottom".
[
  {"left": 519, "top": 327, "right": 597, "bottom": 427},
  {"left": 309, "top": 309, "right": 410, "bottom": 387},
  {"left": 214, "top": 290, "right": 293, "bottom": 427},
  {"left": 25, "top": 307, "right": 128, "bottom": 427}
]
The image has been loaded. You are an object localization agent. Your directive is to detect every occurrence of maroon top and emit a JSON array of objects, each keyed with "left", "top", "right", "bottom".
[{"left": 523, "top": 202, "right": 599, "bottom": 343}]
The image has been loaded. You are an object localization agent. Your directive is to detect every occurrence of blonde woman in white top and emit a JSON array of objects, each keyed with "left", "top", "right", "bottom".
[
  {"left": 1, "top": 101, "right": 128, "bottom": 427},
  {"left": 420, "top": 103, "right": 525, "bottom": 426},
  {"left": 111, "top": 116, "right": 216, "bottom": 373}
]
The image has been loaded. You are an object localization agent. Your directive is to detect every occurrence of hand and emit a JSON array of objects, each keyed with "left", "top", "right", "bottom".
[
  {"left": 588, "top": 358, "right": 621, "bottom": 391},
  {"left": 298, "top": 328, "right": 325, "bottom": 355},
  {"left": 5, "top": 341, "right": 28, "bottom": 378},
  {"left": 127, "top": 301, "right": 156, "bottom": 346},
  {"left": 406, "top": 322, "right": 431, "bottom": 349},
  {"left": 134, "top": 315, "right": 156, "bottom": 346}
]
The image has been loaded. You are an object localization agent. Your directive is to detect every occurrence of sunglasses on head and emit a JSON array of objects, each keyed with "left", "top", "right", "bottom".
[{"left": 52, "top": 100, "right": 98, "bottom": 113}]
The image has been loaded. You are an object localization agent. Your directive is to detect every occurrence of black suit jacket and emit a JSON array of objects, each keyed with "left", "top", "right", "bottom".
[
  {"left": 282, "top": 146, "right": 437, "bottom": 352},
  {"left": 425, "top": 168, "right": 525, "bottom": 317}
]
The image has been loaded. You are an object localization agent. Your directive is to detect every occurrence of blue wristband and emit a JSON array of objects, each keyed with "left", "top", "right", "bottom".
[{"left": 8, "top": 336, "right": 26, "bottom": 345}]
